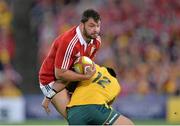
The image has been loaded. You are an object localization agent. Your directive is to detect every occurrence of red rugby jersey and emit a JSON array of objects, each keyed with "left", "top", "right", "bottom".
[{"left": 39, "top": 26, "right": 101, "bottom": 85}]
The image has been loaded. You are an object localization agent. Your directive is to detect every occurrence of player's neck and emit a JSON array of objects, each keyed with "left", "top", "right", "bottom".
[{"left": 86, "top": 38, "right": 91, "bottom": 44}]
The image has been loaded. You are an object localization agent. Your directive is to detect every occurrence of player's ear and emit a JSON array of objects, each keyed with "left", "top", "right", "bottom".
[
  {"left": 79, "top": 23, "right": 85, "bottom": 33},
  {"left": 80, "top": 22, "right": 84, "bottom": 28}
]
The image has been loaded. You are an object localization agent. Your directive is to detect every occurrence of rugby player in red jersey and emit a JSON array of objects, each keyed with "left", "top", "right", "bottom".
[{"left": 39, "top": 9, "right": 101, "bottom": 118}]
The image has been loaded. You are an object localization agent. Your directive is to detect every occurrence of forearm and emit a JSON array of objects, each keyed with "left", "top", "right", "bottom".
[{"left": 56, "top": 69, "right": 89, "bottom": 82}]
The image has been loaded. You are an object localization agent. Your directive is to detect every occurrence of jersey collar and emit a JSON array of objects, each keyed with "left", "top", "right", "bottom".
[{"left": 76, "top": 26, "right": 87, "bottom": 46}]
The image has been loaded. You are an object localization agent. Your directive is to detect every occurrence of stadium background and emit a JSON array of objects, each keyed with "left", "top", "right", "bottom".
[{"left": 0, "top": 0, "right": 180, "bottom": 125}]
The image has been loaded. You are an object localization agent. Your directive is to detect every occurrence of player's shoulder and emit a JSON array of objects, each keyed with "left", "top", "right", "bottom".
[
  {"left": 56, "top": 26, "right": 77, "bottom": 43},
  {"left": 62, "top": 26, "right": 77, "bottom": 40}
]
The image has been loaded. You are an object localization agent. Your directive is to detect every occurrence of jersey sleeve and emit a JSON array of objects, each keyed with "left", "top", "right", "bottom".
[{"left": 55, "top": 37, "right": 77, "bottom": 70}]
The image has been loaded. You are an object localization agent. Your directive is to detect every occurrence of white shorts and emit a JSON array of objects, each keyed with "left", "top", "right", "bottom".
[{"left": 40, "top": 81, "right": 56, "bottom": 99}]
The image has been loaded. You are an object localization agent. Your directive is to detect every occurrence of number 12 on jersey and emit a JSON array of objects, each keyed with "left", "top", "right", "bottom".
[{"left": 92, "top": 72, "right": 111, "bottom": 88}]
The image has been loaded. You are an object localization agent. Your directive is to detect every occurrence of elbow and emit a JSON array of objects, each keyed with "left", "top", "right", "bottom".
[
  {"left": 55, "top": 72, "right": 61, "bottom": 79},
  {"left": 55, "top": 71, "right": 63, "bottom": 80},
  {"left": 55, "top": 68, "right": 67, "bottom": 80},
  {"left": 55, "top": 71, "right": 69, "bottom": 84}
]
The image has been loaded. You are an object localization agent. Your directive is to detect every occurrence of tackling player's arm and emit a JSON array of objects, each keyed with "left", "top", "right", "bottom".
[{"left": 42, "top": 97, "right": 51, "bottom": 114}]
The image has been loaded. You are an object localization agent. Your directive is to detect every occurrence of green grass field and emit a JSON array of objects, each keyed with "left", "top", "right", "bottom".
[{"left": 1, "top": 119, "right": 180, "bottom": 125}]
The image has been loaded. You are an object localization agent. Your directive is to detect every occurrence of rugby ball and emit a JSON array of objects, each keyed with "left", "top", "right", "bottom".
[{"left": 73, "top": 56, "right": 94, "bottom": 74}]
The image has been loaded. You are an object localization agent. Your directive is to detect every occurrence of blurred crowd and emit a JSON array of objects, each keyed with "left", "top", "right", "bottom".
[
  {"left": 33, "top": 0, "right": 180, "bottom": 96},
  {"left": 100, "top": 0, "right": 180, "bottom": 96},
  {"left": 0, "top": 0, "right": 22, "bottom": 97},
  {"left": 96, "top": 0, "right": 180, "bottom": 96},
  {"left": 0, "top": 0, "right": 180, "bottom": 96}
]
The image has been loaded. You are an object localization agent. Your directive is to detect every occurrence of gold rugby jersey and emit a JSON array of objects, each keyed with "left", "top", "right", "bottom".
[{"left": 67, "top": 64, "right": 121, "bottom": 107}]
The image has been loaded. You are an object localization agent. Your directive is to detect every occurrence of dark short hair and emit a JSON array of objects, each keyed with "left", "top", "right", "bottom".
[
  {"left": 106, "top": 67, "right": 117, "bottom": 77},
  {"left": 81, "top": 9, "right": 101, "bottom": 23}
]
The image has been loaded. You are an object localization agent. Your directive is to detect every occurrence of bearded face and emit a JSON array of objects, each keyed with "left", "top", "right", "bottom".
[{"left": 82, "top": 18, "right": 101, "bottom": 40}]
